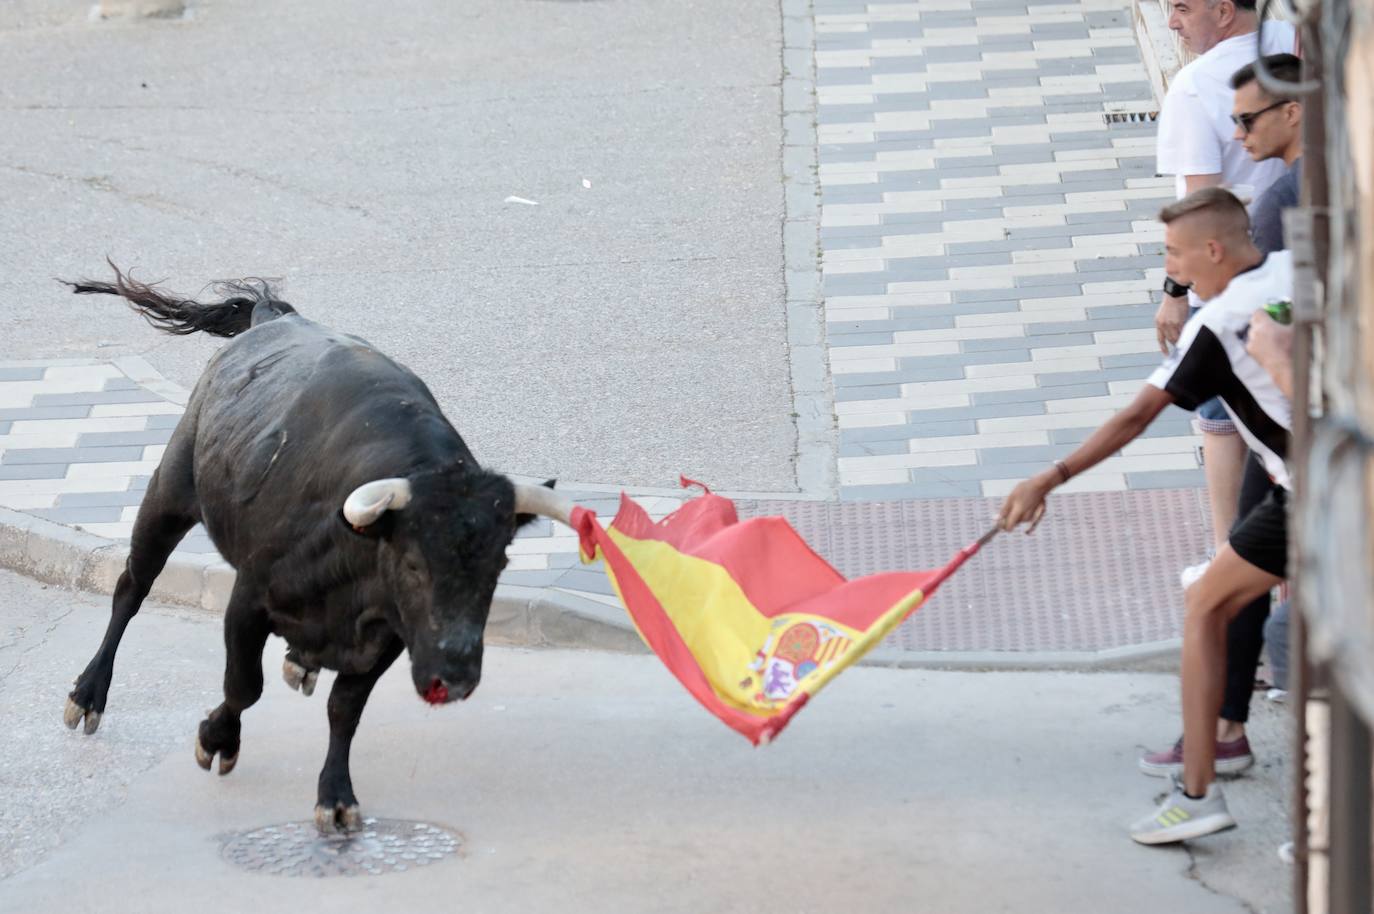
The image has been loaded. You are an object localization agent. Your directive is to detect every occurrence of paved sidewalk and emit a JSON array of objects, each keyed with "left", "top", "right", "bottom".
[{"left": 812, "top": 0, "right": 1195, "bottom": 500}]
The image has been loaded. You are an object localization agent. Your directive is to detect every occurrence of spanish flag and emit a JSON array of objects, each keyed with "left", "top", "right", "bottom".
[{"left": 571, "top": 480, "right": 994, "bottom": 745}]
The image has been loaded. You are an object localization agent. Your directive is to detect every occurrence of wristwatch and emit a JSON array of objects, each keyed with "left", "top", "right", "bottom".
[{"left": 1163, "top": 276, "right": 1192, "bottom": 298}]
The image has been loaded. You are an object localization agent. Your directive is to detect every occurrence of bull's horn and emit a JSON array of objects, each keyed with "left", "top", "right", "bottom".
[
  {"left": 343, "top": 478, "right": 413, "bottom": 528},
  {"left": 513, "top": 483, "right": 574, "bottom": 527}
]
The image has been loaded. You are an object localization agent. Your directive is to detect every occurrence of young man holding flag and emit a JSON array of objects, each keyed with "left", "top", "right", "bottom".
[{"left": 997, "top": 187, "right": 1293, "bottom": 844}]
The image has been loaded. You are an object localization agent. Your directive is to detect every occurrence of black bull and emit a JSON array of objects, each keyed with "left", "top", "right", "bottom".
[{"left": 59, "top": 267, "right": 574, "bottom": 832}]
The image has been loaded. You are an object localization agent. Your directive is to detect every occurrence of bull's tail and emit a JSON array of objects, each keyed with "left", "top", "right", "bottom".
[{"left": 61, "top": 259, "right": 295, "bottom": 338}]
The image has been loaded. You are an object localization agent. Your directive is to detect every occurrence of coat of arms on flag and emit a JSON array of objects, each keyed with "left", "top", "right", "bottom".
[{"left": 570, "top": 479, "right": 995, "bottom": 745}]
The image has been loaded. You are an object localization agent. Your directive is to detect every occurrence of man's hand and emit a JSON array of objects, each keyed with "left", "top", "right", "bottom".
[
  {"left": 997, "top": 471, "right": 1057, "bottom": 534},
  {"left": 1246, "top": 309, "right": 1295, "bottom": 398},
  {"left": 1246, "top": 309, "right": 1293, "bottom": 368},
  {"left": 1155, "top": 293, "right": 1190, "bottom": 354}
]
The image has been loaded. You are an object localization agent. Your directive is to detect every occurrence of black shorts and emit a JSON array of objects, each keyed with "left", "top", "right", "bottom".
[{"left": 1228, "top": 485, "right": 1288, "bottom": 578}]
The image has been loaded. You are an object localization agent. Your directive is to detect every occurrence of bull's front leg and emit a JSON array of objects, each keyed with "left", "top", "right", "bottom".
[
  {"left": 315, "top": 638, "right": 403, "bottom": 834},
  {"left": 196, "top": 586, "right": 271, "bottom": 775}
]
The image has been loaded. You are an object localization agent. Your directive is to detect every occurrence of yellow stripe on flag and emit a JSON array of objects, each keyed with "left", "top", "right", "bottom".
[{"left": 605, "top": 527, "right": 926, "bottom": 717}]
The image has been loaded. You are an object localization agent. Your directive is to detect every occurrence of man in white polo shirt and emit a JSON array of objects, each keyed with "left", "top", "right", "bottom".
[{"left": 999, "top": 189, "right": 1293, "bottom": 843}]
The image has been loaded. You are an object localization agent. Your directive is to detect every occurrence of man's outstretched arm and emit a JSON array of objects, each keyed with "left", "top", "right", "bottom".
[{"left": 998, "top": 385, "right": 1176, "bottom": 532}]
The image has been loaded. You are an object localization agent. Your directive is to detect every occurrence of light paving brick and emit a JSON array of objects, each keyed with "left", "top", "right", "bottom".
[
  {"left": 1044, "top": 392, "right": 1137, "bottom": 412},
  {"left": 1030, "top": 339, "right": 1158, "bottom": 360},
  {"left": 981, "top": 471, "right": 1126, "bottom": 495},
  {"left": 830, "top": 341, "right": 963, "bottom": 360},
  {"left": 66, "top": 461, "right": 161, "bottom": 478},
  {"left": 832, "top": 357, "right": 900, "bottom": 374},
  {"left": 0, "top": 431, "right": 83, "bottom": 450},
  {"left": 977, "top": 409, "right": 1117, "bottom": 431},
  {"left": 90, "top": 402, "right": 184, "bottom": 418},
  {"left": 6, "top": 416, "right": 151, "bottom": 435},
  {"left": 965, "top": 356, "right": 1102, "bottom": 378},
  {"left": 839, "top": 449, "right": 983, "bottom": 470},
  {"left": 837, "top": 411, "right": 912, "bottom": 429}
]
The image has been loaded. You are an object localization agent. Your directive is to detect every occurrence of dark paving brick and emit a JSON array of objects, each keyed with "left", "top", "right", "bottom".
[
  {"left": 907, "top": 401, "right": 1046, "bottom": 424},
  {"left": 833, "top": 365, "right": 966, "bottom": 388},
  {"left": 867, "top": 21, "right": 925, "bottom": 38},
  {"left": 31, "top": 390, "right": 164, "bottom": 408},
  {"left": 0, "top": 405, "right": 91, "bottom": 422},
  {"left": 1, "top": 446, "right": 145, "bottom": 465},
  {"left": 56, "top": 491, "right": 150, "bottom": 508},
  {"left": 1102, "top": 351, "right": 1163, "bottom": 369},
  {"left": 76, "top": 430, "right": 174, "bottom": 447},
  {"left": 953, "top": 285, "right": 1083, "bottom": 303},
  {"left": 839, "top": 439, "right": 911, "bottom": 458},
  {"left": 967, "top": 333, "right": 1094, "bottom": 351},
  {"left": 841, "top": 419, "right": 978, "bottom": 443},
  {"left": 832, "top": 384, "right": 905, "bottom": 402},
  {"left": 817, "top": 68, "right": 876, "bottom": 87},
  {"left": 973, "top": 382, "right": 1110, "bottom": 405},
  {"left": 30, "top": 507, "right": 126, "bottom": 524},
  {"left": 0, "top": 368, "right": 45, "bottom": 382},
  {"left": 0, "top": 464, "right": 68, "bottom": 480}
]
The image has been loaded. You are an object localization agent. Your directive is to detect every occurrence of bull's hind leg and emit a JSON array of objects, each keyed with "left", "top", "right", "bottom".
[
  {"left": 65, "top": 442, "right": 198, "bottom": 735},
  {"left": 315, "top": 638, "right": 403, "bottom": 834},
  {"left": 196, "top": 581, "right": 271, "bottom": 775}
]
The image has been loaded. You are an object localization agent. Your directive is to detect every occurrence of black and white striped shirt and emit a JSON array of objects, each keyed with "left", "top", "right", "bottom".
[{"left": 1147, "top": 251, "right": 1294, "bottom": 489}]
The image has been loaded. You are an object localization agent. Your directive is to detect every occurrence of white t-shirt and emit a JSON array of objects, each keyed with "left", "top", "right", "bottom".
[
  {"left": 1147, "top": 251, "right": 1294, "bottom": 488},
  {"left": 1156, "top": 24, "right": 1297, "bottom": 200}
]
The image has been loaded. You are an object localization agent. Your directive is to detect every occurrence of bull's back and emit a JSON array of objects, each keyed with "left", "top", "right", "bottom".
[{"left": 183, "top": 315, "right": 466, "bottom": 562}]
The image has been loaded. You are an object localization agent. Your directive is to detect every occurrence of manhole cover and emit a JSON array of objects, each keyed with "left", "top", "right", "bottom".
[{"left": 221, "top": 818, "right": 461, "bottom": 877}]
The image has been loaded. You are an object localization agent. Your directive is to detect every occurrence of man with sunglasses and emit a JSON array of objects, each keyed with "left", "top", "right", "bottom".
[{"left": 1231, "top": 53, "right": 1304, "bottom": 255}]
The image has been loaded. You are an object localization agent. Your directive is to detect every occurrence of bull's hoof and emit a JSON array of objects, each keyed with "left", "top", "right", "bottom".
[
  {"left": 194, "top": 735, "right": 239, "bottom": 775},
  {"left": 63, "top": 696, "right": 102, "bottom": 735},
  {"left": 282, "top": 658, "right": 318, "bottom": 697},
  {"left": 314, "top": 802, "right": 363, "bottom": 835}
]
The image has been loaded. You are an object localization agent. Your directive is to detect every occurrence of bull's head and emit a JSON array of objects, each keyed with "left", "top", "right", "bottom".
[{"left": 341, "top": 472, "right": 573, "bottom": 705}]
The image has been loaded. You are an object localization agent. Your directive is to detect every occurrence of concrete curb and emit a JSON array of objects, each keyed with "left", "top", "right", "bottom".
[{"left": 0, "top": 507, "right": 1181, "bottom": 671}]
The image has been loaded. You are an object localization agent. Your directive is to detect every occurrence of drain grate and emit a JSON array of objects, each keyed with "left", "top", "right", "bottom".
[
  {"left": 221, "top": 818, "right": 461, "bottom": 877},
  {"left": 1103, "top": 109, "right": 1159, "bottom": 124}
]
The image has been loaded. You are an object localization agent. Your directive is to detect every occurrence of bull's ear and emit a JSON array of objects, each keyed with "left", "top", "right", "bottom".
[{"left": 514, "top": 478, "right": 557, "bottom": 530}]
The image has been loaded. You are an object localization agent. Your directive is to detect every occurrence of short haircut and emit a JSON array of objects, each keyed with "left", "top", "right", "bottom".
[
  {"left": 1158, "top": 187, "right": 1252, "bottom": 243},
  {"left": 1230, "top": 53, "right": 1303, "bottom": 97}
]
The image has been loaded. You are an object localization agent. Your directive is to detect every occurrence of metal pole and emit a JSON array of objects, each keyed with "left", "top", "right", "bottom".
[{"left": 1328, "top": 681, "right": 1373, "bottom": 913}]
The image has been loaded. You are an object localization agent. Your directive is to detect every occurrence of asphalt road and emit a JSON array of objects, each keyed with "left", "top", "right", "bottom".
[
  {"left": 0, "top": 0, "right": 797, "bottom": 491},
  {"left": 0, "top": 568, "right": 1291, "bottom": 913}
]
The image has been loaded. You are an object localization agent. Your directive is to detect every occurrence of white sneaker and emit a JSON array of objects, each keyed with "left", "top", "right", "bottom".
[
  {"left": 1180, "top": 558, "right": 1212, "bottom": 590},
  {"left": 1266, "top": 688, "right": 1288, "bottom": 703},
  {"left": 1130, "top": 774, "right": 1237, "bottom": 845}
]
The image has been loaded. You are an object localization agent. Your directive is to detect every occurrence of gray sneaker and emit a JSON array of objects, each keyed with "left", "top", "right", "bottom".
[{"left": 1130, "top": 774, "right": 1237, "bottom": 845}]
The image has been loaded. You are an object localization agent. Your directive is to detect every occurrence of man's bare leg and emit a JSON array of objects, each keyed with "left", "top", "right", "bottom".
[{"left": 1180, "top": 546, "right": 1283, "bottom": 797}]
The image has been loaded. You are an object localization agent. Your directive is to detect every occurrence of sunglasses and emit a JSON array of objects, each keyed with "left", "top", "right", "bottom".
[{"left": 1230, "top": 101, "right": 1288, "bottom": 135}]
